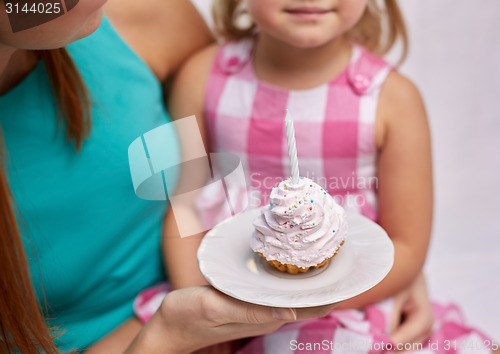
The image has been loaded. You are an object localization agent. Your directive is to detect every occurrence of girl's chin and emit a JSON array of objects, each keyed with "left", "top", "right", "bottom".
[
  {"left": 275, "top": 28, "right": 343, "bottom": 49},
  {"left": 285, "top": 36, "right": 340, "bottom": 49}
]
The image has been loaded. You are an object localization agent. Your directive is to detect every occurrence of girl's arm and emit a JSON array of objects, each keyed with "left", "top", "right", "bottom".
[
  {"left": 163, "top": 45, "right": 219, "bottom": 289},
  {"left": 339, "top": 71, "right": 433, "bottom": 309}
]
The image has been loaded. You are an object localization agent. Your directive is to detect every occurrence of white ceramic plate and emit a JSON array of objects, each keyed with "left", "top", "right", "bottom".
[{"left": 197, "top": 208, "right": 394, "bottom": 308}]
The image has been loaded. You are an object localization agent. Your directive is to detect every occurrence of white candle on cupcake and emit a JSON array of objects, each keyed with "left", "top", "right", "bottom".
[{"left": 285, "top": 109, "right": 300, "bottom": 185}]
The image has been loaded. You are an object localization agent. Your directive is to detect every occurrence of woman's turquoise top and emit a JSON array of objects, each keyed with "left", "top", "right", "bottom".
[{"left": 0, "top": 17, "right": 178, "bottom": 351}]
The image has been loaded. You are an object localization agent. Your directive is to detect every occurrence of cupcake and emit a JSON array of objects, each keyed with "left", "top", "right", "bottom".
[{"left": 251, "top": 177, "right": 347, "bottom": 274}]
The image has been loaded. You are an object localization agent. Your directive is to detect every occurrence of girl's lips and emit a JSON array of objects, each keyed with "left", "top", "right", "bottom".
[{"left": 284, "top": 7, "right": 333, "bottom": 21}]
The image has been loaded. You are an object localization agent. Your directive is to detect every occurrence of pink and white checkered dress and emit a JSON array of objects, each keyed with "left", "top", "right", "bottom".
[
  {"left": 133, "top": 41, "right": 495, "bottom": 353},
  {"left": 203, "top": 39, "right": 390, "bottom": 223}
]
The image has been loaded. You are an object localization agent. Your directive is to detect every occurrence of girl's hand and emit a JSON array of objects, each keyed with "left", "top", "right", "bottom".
[
  {"left": 127, "top": 286, "right": 338, "bottom": 353},
  {"left": 389, "top": 272, "right": 434, "bottom": 348}
]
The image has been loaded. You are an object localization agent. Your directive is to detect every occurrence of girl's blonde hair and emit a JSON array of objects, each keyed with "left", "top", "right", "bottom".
[{"left": 213, "top": 0, "right": 408, "bottom": 62}]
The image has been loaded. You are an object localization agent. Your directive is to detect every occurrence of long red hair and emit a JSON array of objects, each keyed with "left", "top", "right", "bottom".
[{"left": 0, "top": 48, "right": 89, "bottom": 353}]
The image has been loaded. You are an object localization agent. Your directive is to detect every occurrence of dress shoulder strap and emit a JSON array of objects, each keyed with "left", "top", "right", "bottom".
[
  {"left": 214, "top": 38, "right": 254, "bottom": 75},
  {"left": 347, "top": 45, "right": 394, "bottom": 95}
]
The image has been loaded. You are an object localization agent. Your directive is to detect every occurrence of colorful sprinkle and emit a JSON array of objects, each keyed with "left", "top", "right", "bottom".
[
  {"left": 311, "top": 200, "right": 314, "bottom": 203},
  {"left": 332, "top": 230, "right": 336, "bottom": 233},
  {"left": 310, "top": 185, "right": 313, "bottom": 187},
  {"left": 309, "top": 207, "right": 312, "bottom": 210},
  {"left": 289, "top": 207, "right": 292, "bottom": 210},
  {"left": 313, "top": 240, "right": 316, "bottom": 243}
]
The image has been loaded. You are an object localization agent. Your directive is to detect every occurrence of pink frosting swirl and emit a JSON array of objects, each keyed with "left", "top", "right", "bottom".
[{"left": 251, "top": 177, "right": 347, "bottom": 269}]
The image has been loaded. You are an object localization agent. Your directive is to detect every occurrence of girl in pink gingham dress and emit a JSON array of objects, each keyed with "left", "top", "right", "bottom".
[
  {"left": 134, "top": 0, "right": 497, "bottom": 352},
  {"left": 202, "top": 38, "right": 387, "bottom": 222}
]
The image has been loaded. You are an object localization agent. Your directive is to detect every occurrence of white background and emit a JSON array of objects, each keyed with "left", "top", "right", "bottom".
[{"left": 191, "top": 0, "right": 500, "bottom": 338}]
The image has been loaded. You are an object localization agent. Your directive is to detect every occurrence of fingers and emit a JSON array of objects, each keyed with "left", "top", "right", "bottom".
[
  {"left": 160, "top": 287, "right": 341, "bottom": 352},
  {"left": 201, "top": 289, "right": 297, "bottom": 325},
  {"left": 389, "top": 296, "right": 405, "bottom": 333},
  {"left": 203, "top": 289, "right": 338, "bottom": 325},
  {"left": 390, "top": 304, "right": 433, "bottom": 346},
  {"left": 272, "top": 308, "right": 297, "bottom": 321},
  {"left": 217, "top": 321, "right": 286, "bottom": 339},
  {"left": 295, "top": 302, "right": 338, "bottom": 321},
  {"left": 392, "top": 327, "right": 432, "bottom": 351},
  {"left": 390, "top": 273, "right": 434, "bottom": 346},
  {"left": 411, "top": 329, "right": 432, "bottom": 348}
]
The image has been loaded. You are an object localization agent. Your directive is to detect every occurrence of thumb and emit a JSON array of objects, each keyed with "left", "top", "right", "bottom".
[
  {"left": 233, "top": 304, "right": 297, "bottom": 324},
  {"left": 271, "top": 307, "right": 298, "bottom": 322},
  {"left": 210, "top": 290, "right": 297, "bottom": 324}
]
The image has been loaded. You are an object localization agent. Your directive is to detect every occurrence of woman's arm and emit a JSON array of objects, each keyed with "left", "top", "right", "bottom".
[
  {"left": 105, "top": 0, "right": 213, "bottom": 82},
  {"left": 339, "top": 71, "right": 433, "bottom": 309},
  {"left": 85, "top": 318, "right": 143, "bottom": 354},
  {"left": 126, "top": 287, "right": 338, "bottom": 353},
  {"left": 89, "top": 287, "right": 337, "bottom": 353}
]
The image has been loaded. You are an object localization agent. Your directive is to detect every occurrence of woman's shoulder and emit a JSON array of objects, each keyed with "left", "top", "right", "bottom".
[{"left": 105, "top": 0, "right": 213, "bottom": 81}]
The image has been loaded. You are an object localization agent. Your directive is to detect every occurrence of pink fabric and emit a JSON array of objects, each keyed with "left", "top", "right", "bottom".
[
  {"left": 134, "top": 285, "right": 494, "bottom": 353},
  {"left": 132, "top": 282, "right": 171, "bottom": 323},
  {"left": 199, "top": 40, "right": 391, "bottom": 229}
]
